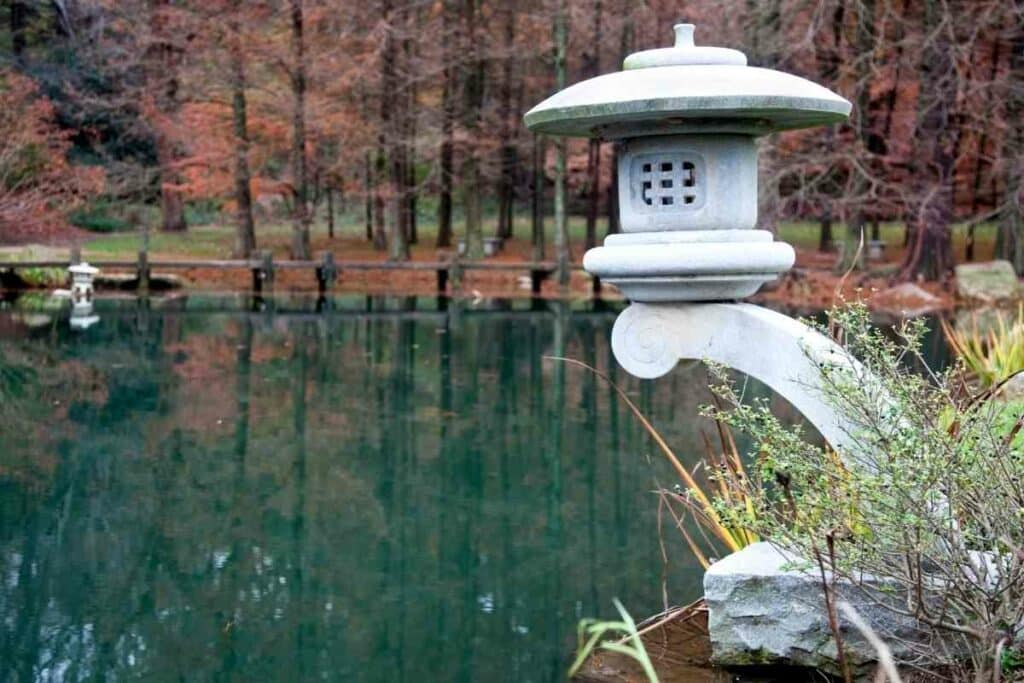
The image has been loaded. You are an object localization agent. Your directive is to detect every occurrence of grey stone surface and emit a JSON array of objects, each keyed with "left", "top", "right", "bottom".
[
  {"left": 869, "top": 282, "right": 944, "bottom": 317},
  {"left": 523, "top": 24, "right": 850, "bottom": 138},
  {"left": 955, "top": 260, "right": 1021, "bottom": 303},
  {"left": 998, "top": 372, "right": 1024, "bottom": 402},
  {"left": 704, "top": 543, "right": 934, "bottom": 675},
  {"left": 610, "top": 303, "right": 879, "bottom": 462}
]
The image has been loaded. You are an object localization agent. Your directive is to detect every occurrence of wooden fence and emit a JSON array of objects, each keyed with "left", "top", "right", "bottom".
[{"left": 0, "top": 249, "right": 600, "bottom": 295}]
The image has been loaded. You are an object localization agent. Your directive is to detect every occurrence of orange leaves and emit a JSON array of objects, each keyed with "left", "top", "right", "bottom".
[{"left": 0, "top": 69, "right": 104, "bottom": 240}]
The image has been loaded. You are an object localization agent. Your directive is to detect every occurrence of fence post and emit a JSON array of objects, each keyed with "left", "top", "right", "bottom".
[
  {"left": 531, "top": 268, "right": 544, "bottom": 295},
  {"left": 450, "top": 255, "right": 463, "bottom": 293},
  {"left": 262, "top": 250, "right": 275, "bottom": 292},
  {"left": 137, "top": 249, "right": 150, "bottom": 293},
  {"left": 316, "top": 251, "right": 337, "bottom": 294},
  {"left": 250, "top": 250, "right": 262, "bottom": 293},
  {"left": 436, "top": 268, "right": 449, "bottom": 293}
]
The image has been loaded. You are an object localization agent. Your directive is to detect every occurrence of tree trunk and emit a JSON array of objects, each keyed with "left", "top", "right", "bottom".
[
  {"left": 326, "top": 186, "right": 334, "bottom": 239},
  {"left": 436, "top": 0, "right": 455, "bottom": 248},
  {"left": 437, "top": 133, "right": 454, "bottom": 248},
  {"left": 553, "top": 0, "right": 569, "bottom": 284},
  {"left": 229, "top": 5, "right": 256, "bottom": 258},
  {"left": 495, "top": 0, "right": 517, "bottom": 240},
  {"left": 160, "top": 189, "right": 187, "bottom": 233},
  {"left": 899, "top": 0, "right": 956, "bottom": 281},
  {"left": 839, "top": 213, "right": 866, "bottom": 271},
  {"left": 604, "top": 11, "right": 631, "bottom": 239},
  {"left": 606, "top": 142, "right": 619, "bottom": 235},
  {"left": 364, "top": 151, "right": 374, "bottom": 241},
  {"left": 381, "top": 0, "right": 408, "bottom": 261},
  {"left": 997, "top": 209, "right": 1024, "bottom": 276},
  {"left": 289, "top": 0, "right": 310, "bottom": 259},
  {"left": 819, "top": 210, "right": 833, "bottom": 253},
  {"left": 531, "top": 133, "right": 545, "bottom": 261},
  {"left": 835, "top": 0, "right": 872, "bottom": 272},
  {"left": 812, "top": 6, "right": 843, "bottom": 254},
  {"left": 11, "top": 1, "right": 27, "bottom": 64},
  {"left": 373, "top": 147, "right": 387, "bottom": 251},
  {"left": 585, "top": 140, "right": 600, "bottom": 250},
  {"left": 996, "top": 11, "right": 1024, "bottom": 275},
  {"left": 460, "top": 0, "right": 484, "bottom": 259},
  {"left": 966, "top": 37, "right": 989, "bottom": 262},
  {"left": 402, "top": 11, "right": 419, "bottom": 247},
  {"left": 583, "top": 0, "right": 602, "bottom": 251},
  {"left": 402, "top": 120, "right": 417, "bottom": 247},
  {"left": 149, "top": 0, "right": 188, "bottom": 233}
]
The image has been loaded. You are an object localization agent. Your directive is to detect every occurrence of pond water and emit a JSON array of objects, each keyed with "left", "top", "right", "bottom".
[{"left": 0, "top": 294, "right": 953, "bottom": 681}]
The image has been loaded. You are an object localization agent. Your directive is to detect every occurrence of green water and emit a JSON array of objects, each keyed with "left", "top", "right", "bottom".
[{"left": 0, "top": 294, "right": 739, "bottom": 682}]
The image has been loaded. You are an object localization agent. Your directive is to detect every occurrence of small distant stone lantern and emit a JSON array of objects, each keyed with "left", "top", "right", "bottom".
[
  {"left": 525, "top": 23, "right": 849, "bottom": 302},
  {"left": 68, "top": 262, "right": 100, "bottom": 330},
  {"left": 69, "top": 262, "right": 98, "bottom": 305}
]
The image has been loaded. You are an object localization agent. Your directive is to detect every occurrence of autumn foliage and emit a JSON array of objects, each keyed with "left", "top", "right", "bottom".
[
  {"left": 0, "top": 69, "right": 102, "bottom": 241},
  {"left": 1, "top": 0, "right": 1023, "bottom": 278}
]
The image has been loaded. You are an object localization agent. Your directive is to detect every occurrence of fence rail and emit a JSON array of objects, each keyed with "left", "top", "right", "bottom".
[{"left": 0, "top": 250, "right": 599, "bottom": 295}]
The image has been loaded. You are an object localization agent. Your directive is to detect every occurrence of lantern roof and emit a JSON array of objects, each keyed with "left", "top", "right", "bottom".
[
  {"left": 69, "top": 262, "right": 98, "bottom": 277},
  {"left": 524, "top": 24, "right": 851, "bottom": 138}
]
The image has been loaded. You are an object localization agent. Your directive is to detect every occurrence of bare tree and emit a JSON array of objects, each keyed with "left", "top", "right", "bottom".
[
  {"left": 147, "top": 0, "right": 188, "bottom": 233},
  {"left": 227, "top": 0, "right": 255, "bottom": 257},
  {"left": 995, "top": 7, "right": 1024, "bottom": 274},
  {"left": 289, "top": 0, "right": 311, "bottom": 259},
  {"left": 899, "top": 0, "right": 958, "bottom": 281},
  {"left": 552, "top": 0, "right": 569, "bottom": 284},
  {"left": 495, "top": 0, "right": 518, "bottom": 241},
  {"left": 436, "top": 0, "right": 456, "bottom": 249},
  {"left": 460, "top": 0, "right": 484, "bottom": 259}
]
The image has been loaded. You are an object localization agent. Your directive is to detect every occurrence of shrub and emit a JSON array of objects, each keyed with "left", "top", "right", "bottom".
[
  {"left": 941, "top": 305, "right": 1024, "bottom": 390},
  {"left": 705, "top": 303, "right": 1024, "bottom": 677},
  {"left": 184, "top": 199, "right": 224, "bottom": 226},
  {"left": 69, "top": 200, "right": 132, "bottom": 233}
]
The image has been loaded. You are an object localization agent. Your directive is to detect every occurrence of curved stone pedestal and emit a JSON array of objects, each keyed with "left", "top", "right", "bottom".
[{"left": 609, "top": 302, "right": 867, "bottom": 456}]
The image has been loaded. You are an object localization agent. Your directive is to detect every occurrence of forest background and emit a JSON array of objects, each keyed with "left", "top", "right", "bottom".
[{"left": 1, "top": 0, "right": 1022, "bottom": 283}]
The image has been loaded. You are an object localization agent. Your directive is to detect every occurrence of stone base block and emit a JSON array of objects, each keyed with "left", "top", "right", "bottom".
[{"left": 704, "top": 543, "right": 942, "bottom": 676}]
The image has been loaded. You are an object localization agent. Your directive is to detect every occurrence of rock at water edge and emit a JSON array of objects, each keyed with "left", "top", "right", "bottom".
[
  {"left": 704, "top": 542, "right": 943, "bottom": 675},
  {"left": 955, "top": 261, "right": 1020, "bottom": 303}
]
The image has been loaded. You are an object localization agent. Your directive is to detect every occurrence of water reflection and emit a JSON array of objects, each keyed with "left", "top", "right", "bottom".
[{"left": 1, "top": 294, "right": 726, "bottom": 682}]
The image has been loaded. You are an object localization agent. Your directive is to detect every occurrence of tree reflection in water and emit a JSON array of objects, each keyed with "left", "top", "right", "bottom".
[{"left": 0, "top": 294, "right": 736, "bottom": 681}]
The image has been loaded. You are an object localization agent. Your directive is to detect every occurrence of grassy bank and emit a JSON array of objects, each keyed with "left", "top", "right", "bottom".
[{"left": 75, "top": 204, "right": 1002, "bottom": 264}]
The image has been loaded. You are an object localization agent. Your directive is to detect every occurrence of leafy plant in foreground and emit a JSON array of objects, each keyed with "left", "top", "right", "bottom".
[
  {"left": 705, "top": 302, "right": 1024, "bottom": 678},
  {"left": 567, "top": 599, "right": 659, "bottom": 682}
]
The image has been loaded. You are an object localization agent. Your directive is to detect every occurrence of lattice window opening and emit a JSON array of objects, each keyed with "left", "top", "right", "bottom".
[{"left": 633, "top": 156, "right": 703, "bottom": 212}]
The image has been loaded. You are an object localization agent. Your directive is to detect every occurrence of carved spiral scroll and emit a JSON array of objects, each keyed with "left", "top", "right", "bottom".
[{"left": 611, "top": 305, "right": 678, "bottom": 379}]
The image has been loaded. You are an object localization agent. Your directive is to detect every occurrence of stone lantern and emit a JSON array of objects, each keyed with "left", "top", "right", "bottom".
[
  {"left": 68, "top": 262, "right": 98, "bottom": 305},
  {"left": 523, "top": 27, "right": 918, "bottom": 671},
  {"left": 524, "top": 26, "right": 864, "bottom": 458},
  {"left": 525, "top": 23, "right": 850, "bottom": 303},
  {"left": 68, "top": 262, "right": 100, "bottom": 330}
]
